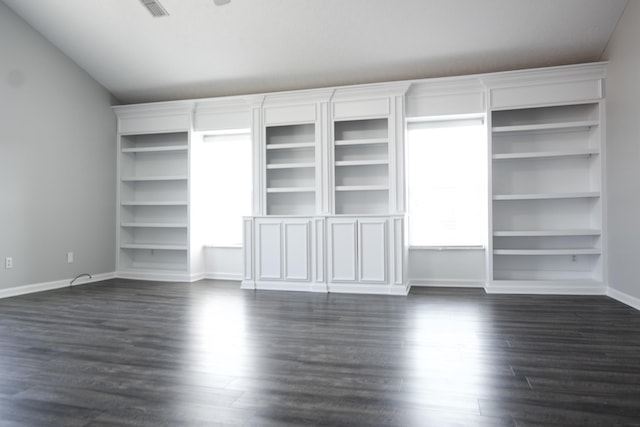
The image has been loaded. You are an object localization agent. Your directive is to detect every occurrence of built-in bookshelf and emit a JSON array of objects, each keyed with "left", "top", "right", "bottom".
[
  {"left": 333, "top": 118, "right": 390, "bottom": 215},
  {"left": 118, "top": 132, "right": 189, "bottom": 277},
  {"left": 490, "top": 102, "right": 603, "bottom": 290},
  {"left": 265, "top": 123, "right": 316, "bottom": 215}
]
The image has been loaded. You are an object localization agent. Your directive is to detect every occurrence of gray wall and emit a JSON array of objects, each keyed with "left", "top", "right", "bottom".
[
  {"left": 0, "top": 2, "right": 116, "bottom": 290},
  {"left": 602, "top": 1, "right": 640, "bottom": 301}
]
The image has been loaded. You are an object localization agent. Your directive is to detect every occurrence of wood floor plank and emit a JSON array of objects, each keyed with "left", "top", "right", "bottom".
[{"left": 0, "top": 279, "right": 639, "bottom": 426}]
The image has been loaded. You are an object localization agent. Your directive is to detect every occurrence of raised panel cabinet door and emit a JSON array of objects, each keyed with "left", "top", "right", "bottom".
[
  {"left": 257, "top": 222, "right": 282, "bottom": 280},
  {"left": 329, "top": 220, "right": 357, "bottom": 282},
  {"left": 358, "top": 219, "right": 387, "bottom": 283},
  {"left": 284, "top": 221, "right": 310, "bottom": 281}
]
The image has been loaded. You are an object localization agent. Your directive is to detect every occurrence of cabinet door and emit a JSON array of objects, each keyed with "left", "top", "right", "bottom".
[
  {"left": 283, "top": 221, "right": 311, "bottom": 281},
  {"left": 328, "top": 220, "right": 358, "bottom": 282},
  {"left": 257, "top": 222, "right": 282, "bottom": 280},
  {"left": 358, "top": 219, "right": 387, "bottom": 283}
]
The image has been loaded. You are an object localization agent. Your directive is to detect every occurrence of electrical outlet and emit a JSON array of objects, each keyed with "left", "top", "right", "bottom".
[
  {"left": 67, "top": 252, "right": 74, "bottom": 263},
  {"left": 5, "top": 257, "right": 13, "bottom": 269}
]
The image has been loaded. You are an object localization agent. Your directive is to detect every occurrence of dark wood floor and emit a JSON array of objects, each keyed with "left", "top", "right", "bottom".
[{"left": 0, "top": 279, "right": 639, "bottom": 426}]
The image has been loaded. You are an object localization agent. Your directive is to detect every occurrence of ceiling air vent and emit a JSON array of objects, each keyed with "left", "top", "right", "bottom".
[{"left": 140, "top": 0, "right": 169, "bottom": 17}]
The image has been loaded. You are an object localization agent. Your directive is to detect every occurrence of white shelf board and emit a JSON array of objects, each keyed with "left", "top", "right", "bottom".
[
  {"left": 492, "top": 149, "right": 599, "bottom": 160},
  {"left": 335, "top": 185, "right": 389, "bottom": 192},
  {"left": 266, "top": 187, "right": 315, "bottom": 193},
  {"left": 120, "top": 243, "right": 188, "bottom": 250},
  {"left": 121, "top": 201, "right": 187, "bottom": 206},
  {"left": 121, "top": 222, "right": 188, "bottom": 228},
  {"left": 334, "top": 138, "right": 388, "bottom": 146},
  {"left": 493, "top": 249, "right": 601, "bottom": 256},
  {"left": 493, "top": 229, "right": 601, "bottom": 237},
  {"left": 121, "top": 175, "right": 188, "bottom": 182},
  {"left": 492, "top": 120, "right": 599, "bottom": 134},
  {"left": 117, "top": 267, "right": 189, "bottom": 276},
  {"left": 493, "top": 192, "right": 600, "bottom": 201},
  {"left": 492, "top": 279, "right": 601, "bottom": 285},
  {"left": 266, "top": 142, "right": 315, "bottom": 150},
  {"left": 335, "top": 160, "right": 389, "bottom": 167},
  {"left": 266, "top": 162, "right": 315, "bottom": 170},
  {"left": 122, "top": 145, "right": 188, "bottom": 153},
  {"left": 487, "top": 279, "right": 604, "bottom": 294}
]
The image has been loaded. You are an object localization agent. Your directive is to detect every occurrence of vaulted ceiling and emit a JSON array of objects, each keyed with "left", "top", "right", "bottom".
[{"left": 1, "top": 0, "right": 628, "bottom": 104}]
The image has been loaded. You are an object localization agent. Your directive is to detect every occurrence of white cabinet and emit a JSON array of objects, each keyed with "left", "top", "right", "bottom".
[
  {"left": 485, "top": 65, "right": 606, "bottom": 294},
  {"left": 326, "top": 217, "right": 406, "bottom": 294},
  {"left": 243, "top": 217, "right": 326, "bottom": 292},
  {"left": 328, "top": 218, "right": 387, "bottom": 284},
  {"left": 256, "top": 218, "right": 312, "bottom": 282}
]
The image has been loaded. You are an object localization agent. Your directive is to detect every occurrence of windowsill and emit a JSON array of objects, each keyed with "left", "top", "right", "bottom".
[
  {"left": 409, "top": 246, "right": 485, "bottom": 251},
  {"left": 203, "top": 244, "right": 243, "bottom": 249}
]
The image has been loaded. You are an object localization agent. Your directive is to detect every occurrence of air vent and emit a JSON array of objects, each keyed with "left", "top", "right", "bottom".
[{"left": 140, "top": 0, "right": 169, "bottom": 17}]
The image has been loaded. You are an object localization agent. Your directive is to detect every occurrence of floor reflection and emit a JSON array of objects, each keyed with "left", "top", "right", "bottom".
[
  {"left": 187, "top": 294, "right": 248, "bottom": 377},
  {"left": 404, "top": 303, "right": 490, "bottom": 417}
]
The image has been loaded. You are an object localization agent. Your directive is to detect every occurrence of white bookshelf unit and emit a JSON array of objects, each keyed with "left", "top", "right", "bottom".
[
  {"left": 114, "top": 103, "right": 194, "bottom": 281},
  {"left": 486, "top": 67, "right": 605, "bottom": 293},
  {"left": 110, "top": 63, "right": 608, "bottom": 297},
  {"left": 242, "top": 84, "right": 410, "bottom": 294}
]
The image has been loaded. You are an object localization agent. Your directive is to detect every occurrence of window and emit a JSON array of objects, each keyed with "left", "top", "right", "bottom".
[
  {"left": 406, "top": 117, "right": 487, "bottom": 247},
  {"left": 198, "top": 131, "right": 252, "bottom": 246}
]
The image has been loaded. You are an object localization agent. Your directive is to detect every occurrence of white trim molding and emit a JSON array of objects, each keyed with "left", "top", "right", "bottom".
[
  {"left": 205, "top": 272, "right": 243, "bottom": 281},
  {"left": 0, "top": 272, "right": 116, "bottom": 300},
  {"left": 410, "top": 279, "right": 485, "bottom": 288},
  {"left": 607, "top": 287, "right": 640, "bottom": 311}
]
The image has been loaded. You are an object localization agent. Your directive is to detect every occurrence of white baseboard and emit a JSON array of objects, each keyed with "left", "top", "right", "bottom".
[
  {"left": 240, "top": 280, "right": 408, "bottom": 295},
  {"left": 409, "top": 279, "right": 485, "bottom": 288},
  {"left": 204, "top": 272, "right": 243, "bottom": 281},
  {"left": 328, "top": 283, "right": 409, "bottom": 296},
  {"left": 0, "top": 272, "right": 116, "bottom": 300},
  {"left": 607, "top": 287, "right": 640, "bottom": 311},
  {"left": 240, "top": 280, "right": 326, "bottom": 293},
  {"left": 189, "top": 272, "right": 206, "bottom": 282},
  {"left": 240, "top": 280, "right": 255, "bottom": 290}
]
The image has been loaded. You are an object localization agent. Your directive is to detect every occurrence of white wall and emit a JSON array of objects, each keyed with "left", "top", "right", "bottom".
[
  {"left": 0, "top": 2, "right": 116, "bottom": 292},
  {"left": 408, "top": 249, "right": 485, "bottom": 286},
  {"left": 601, "top": 1, "right": 640, "bottom": 303},
  {"left": 204, "top": 247, "right": 243, "bottom": 281}
]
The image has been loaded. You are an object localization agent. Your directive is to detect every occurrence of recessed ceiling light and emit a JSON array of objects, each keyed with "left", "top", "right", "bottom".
[{"left": 213, "top": 0, "right": 231, "bottom": 6}]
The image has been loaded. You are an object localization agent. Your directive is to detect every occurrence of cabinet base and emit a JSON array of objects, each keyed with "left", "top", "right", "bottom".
[{"left": 241, "top": 279, "right": 409, "bottom": 295}]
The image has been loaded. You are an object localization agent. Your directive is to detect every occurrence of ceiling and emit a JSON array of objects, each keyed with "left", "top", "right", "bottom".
[{"left": 1, "top": 0, "right": 628, "bottom": 104}]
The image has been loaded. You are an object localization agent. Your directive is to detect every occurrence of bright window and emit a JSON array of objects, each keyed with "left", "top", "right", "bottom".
[
  {"left": 407, "top": 117, "right": 487, "bottom": 247},
  {"left": 199, "top": 131, "right": 252, "bottom": 246}
]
